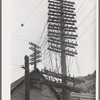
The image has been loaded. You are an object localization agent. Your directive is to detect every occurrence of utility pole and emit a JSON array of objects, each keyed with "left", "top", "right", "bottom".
[
  {"left": 29, "top": 42, "right": 42, "bottom": 70},
  {"left": 34, "top": 44, "right": 36, "bottom": 69},
  {"left": 25, "top": 55, "right": 30, "bottom": 100},
  {"left": 60, "top": 0, "right": 67, "bottom": 100},
  {"left": 47, "top": 0, "right": 77, "bottom": 100}
]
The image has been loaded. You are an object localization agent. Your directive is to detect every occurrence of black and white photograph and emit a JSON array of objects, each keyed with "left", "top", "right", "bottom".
[{"left": 6, "top": 0, "right": 98, "bottom": 100}]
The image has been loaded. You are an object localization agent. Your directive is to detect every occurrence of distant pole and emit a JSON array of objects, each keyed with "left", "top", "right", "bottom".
[
  {"left": 29, "top": 42, "right": 42, "bottom": 70},
  {"left": 25, "top": 55, "right": 30, "bottom": 100},
  {"left": 34, "top": 44, "right": 36, "bottom": 70}
]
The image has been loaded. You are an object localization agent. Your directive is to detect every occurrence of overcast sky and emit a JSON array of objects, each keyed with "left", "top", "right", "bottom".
[{"left": 9, "top": 0, "right": 96, "bottom": 83}]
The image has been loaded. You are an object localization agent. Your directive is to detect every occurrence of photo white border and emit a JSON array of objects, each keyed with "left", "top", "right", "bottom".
[{"left": 2, "top": 0, "right": 99, "bottom": 100}]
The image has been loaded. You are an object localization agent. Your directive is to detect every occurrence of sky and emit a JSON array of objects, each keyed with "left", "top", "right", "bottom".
[{"left": 9, "top": 0, "right": 97, "bottom": 83}]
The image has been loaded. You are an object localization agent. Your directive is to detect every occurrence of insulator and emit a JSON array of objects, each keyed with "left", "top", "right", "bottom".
[
  {"left": 48, "top": 13, "right": 75, "bottom": 19},
  {"left": 48, "top": 6, "right": 74, "bottom": 13},
  {"left": 54, "top": 0, "right": 75, "bottom": 4}
]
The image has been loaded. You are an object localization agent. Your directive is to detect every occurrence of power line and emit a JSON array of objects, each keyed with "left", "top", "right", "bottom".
[
  {"left": 75, "top": 0, "right": 81, "bottom": 6},
  {"left": 23, "top": 0, "right": 43, "bottom": 24},
  {"left": 12, "top": 37, "right": 29, "bottom": 42},
  {"left": 69, "top": 57, "right": 75, "bottom": 74},
  {"left": 11, "top": 67, "right": 21, "bottom": 70},
  {"left": 12, "top": 22, "right": 47, "bottom": 45},
  {"left": 11, "top": 63, "right": 21, "bottom": 67},
  {"left": 54, "top": 52, "right": 59, "bottom": 73},
  {"left": 11, "top": 63, "right": 24, "bottom": 72},
  {"left": 41, "top": 36, "right": 48, "bottom": 50},
  {"left": 41, "top": 48, "right": 48, "bottom": 55},
  {"left": 12, "top": 0, "right": 44, "bottom": 37},
  {"left": 12, "top": 26, "right": 22, "bottom": 36},
  {"left": 12, "top": 34, "right": 34, "bottom": 42},
  {"left": 76, "top": 0, "right": 95, "bottom": 20},
  {"left": 78, "top": 19, "right": 96, "bottom": 39},
  {"left": 11, "top": 69, "right": 24, "bottom": 73},
  {"left": 42, "top": 52, "right": 52, "bottom": 61},
  {"left": 76, "top": 0, "right": 88, "bottom": 13},
  {"left": 11, "top": 67, "right": 22, "bottom": 71},
  {"left": 49, "top": 51, "right": 54, "bottom": 71},
  {"left": 12, "top": 18, "right": 47, "bottom": 44},
  {"left": 78, "top": 5, "right": 95, "bottom": 27},
  {"left": 46, "top": 53, "right": 51, "bottom": 70},
  {"left": 41, "top": 40, "right": 48, "bottom": 51},
  {"left": 75, "top": 56, "right": 82, "bottom": 76},
  {"left": 55, "top": 55, "right": 61, "bottom": 73},
  {"left": 45, "top": 2, "right": 95, "bottom": 58},
  {"left": 68, "top": 56, "right": 71, "bottom": 75},
  {"left": 37, "top": 22, "right": 48, "bottom": 45},
  {"left": 78, "top": 31, "right": 95, "bottom": 50},
  {"left": 41, "top": 40, "right": 50, "bottom": 56}
]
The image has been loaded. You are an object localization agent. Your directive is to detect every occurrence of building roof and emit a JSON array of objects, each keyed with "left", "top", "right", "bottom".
[
  {"left": 11, "top": 68, "right": 61, "bottom": 99},
  {"left": 11, "top": 76, "right": 24, "bottom": 93}
]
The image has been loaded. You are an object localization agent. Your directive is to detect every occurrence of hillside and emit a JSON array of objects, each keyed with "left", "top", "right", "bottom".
[{"left": 76, "top": 70, "right": 96, "bottom": 94}]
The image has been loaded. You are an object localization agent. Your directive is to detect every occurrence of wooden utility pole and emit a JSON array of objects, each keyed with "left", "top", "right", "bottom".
[
  {"left": 29, "top": 42, "right": 42, "bottom": 70},
  {"left": 47, "top": 0, "right": 77, "bottom": 100},
  {"left": 25, "top": 55, "right": 30, "bottom": 100},
  {"left": 60, "top": 0, "right": 66, "bottom": 76},
  {"left": 34, "top": 44, "right": 36, "bottom": 69},
  {"left": 60, "top": 0, "right": 67, "bottom": 100}
]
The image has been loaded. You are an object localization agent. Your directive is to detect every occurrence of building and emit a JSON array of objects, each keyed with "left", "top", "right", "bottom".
[
  {"left": 11, "top": 68, "right": 95, "bottom": 100},
  {"left": 11, "top": 68, "right": 61, "bottom": 100}
]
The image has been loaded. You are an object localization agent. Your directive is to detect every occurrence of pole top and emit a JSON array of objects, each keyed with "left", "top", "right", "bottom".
[{"left": 25, "top": 55, "right": 29, "bottom": 59}]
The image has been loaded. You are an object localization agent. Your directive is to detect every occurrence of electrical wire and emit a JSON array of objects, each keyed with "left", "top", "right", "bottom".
[
  {"left": 56, "top": 59, "right": 61, "bottom": 73},
  {"left": 41, "top": 1, "right": 95, "bottom": 76},
  {"left": 37, "top": 22, "right": 48, "bottom": 45},
  {"left": 42, "top": 52, "right": 52, "bottom": 61},
  {"left": 41, "top": 49, "right": 48, "bottom": 56},
  {"left": 12, "top": 26, "right": 22, "bottom": 36},
  {"left": 75, "top": 56, "right": 82, "bottom": 76},
  {"left": 12, "top": 0, "right": 44, "bottom": 38},
  {"left": 54, "top": 52, "right": 59, "bottom": 73},
  {"left": 65, "top": 55, "right": 69, "bottom": 75},
  {"left": 68, "top": 56, "right": 72, "bottom": 75},
  {"left": 12, "top": 0, "right": 96, "bottom": 78},
  {"left": 69, "top": 57, "right": 75, "bottom": 74},
  {"left": 12, "top": 37, "right": 29, "bottom": 42},
  {"left": 12, "top": 34, "right": 34, "bottom": 42},
  {"left": 23, "top": 0, "right": 44, "bottom": 24},
  {"left": 78, "top": 5, "right": 95, "bottom": 27},
  {"left": 11, "top": 63, "right": 22, "bottom": 67},
  {"left": 75, "top": 0, "right": 81, "bottom": 6},
  {"left": 49, "top": 51, "right": 54, "bottom": 71},
  {"left": 78, "top": 19, "right": 96, "bottom": 39},
  {"left": 11, "top": 67, "right": 22, "bottom": 71},
  {"left": 76, "top": 0, "right": 95, "bottom": 20},
  {"left": 11, "top": 69, "right": 24, "bottom": 73},
  {"left": 41, "top": 37, "right": 48, "bottom": 50},
  {"left": 78, "top": 31, "right": 95, "bottom": 50},
  {"left": 76, "top": 0, "right": 88, "bottom": 13}
]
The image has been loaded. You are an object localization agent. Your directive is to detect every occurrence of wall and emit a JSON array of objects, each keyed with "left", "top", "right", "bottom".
[
  {"left": 11, "top": 82, "right": 57, "bottom": 100},
  {"left": 11, "top": 82, "right": 25, "bottom": 100}
]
